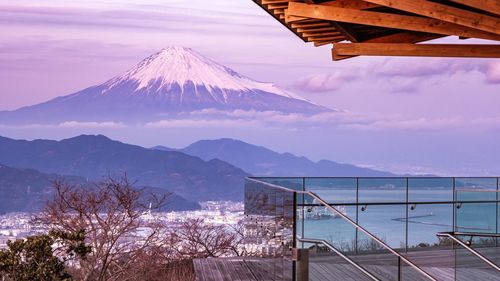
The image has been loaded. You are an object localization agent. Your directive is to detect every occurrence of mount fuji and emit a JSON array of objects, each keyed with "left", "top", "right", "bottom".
[{"left": 0, "top": 46, "right": 331, "bottom": 124}]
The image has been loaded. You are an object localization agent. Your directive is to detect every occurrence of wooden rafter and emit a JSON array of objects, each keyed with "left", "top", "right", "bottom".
[
  {"left": 450, "top": 0, "right": 500, "bottom": 16},
  {"left": 320, "top": 0, "right": 380, "bottom": 10},
  {"left": 286, "top": 2, "right": 500, "bottom": 41},
  {"left": 332, "top": 43, "right": 500, "bottom": 60},
  {"left": 361, "top": 0, "right": 500, "bottom": 35}
]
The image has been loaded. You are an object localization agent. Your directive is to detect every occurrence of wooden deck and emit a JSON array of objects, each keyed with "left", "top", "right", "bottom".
[
  {"left": 309, "top": 248, "right": 500, "bottom": 281},
  {"left": 193, "top": 258, "right": 292, "bottom": 281},
  {"left": 194, "top": 249, "right": 500, "bottom": 281}
]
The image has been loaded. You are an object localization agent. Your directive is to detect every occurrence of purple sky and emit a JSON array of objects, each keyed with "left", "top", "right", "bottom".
[{"left": 1, "top": 0, "right": 500, "bottom": 175}]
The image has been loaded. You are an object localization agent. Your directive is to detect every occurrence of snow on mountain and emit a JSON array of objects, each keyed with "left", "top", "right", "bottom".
[
  {"left": 104, "top": 46, "right": 307, "bottom": 101},
  {"left": 0, "top": 46, "right": 332, "bottom": 124}
]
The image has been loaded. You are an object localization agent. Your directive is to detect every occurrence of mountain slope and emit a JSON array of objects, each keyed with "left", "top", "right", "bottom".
[
  {"left": 0, "top": 164, "right": 200, "bottom": 214},
  {"left": 0, "top": 135, "right": 247, "bottom": 201},
  {"left": 0, "top": 47, "right": 330, "bottom": 124},
  {"left": 180, "top": 138, "right": 395, "bottom": 177},
  {"left": 0, "top": 165, "right": 76, "bottom": 214}
]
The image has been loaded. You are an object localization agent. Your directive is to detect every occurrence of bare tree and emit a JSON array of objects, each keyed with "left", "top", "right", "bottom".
[
  {"left": 228, "top": 223, "right": 247, "bottom": 256},
  {"left": 168, "top": 218, "right": 244, "bottom": 259},
  {"left": 125, "top": 250, "right": 196, "bottom": 281},
  {"left": 39, "top": 176, "right": 169, "bottom": 281}
]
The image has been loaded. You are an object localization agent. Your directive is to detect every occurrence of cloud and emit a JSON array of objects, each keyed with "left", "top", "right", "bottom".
[
  {"left": 293, "top": 58, "right": 497, "bottom": 95},
  {"left": 294, "top": 72, "right": 357, "bottom": 93},
  {"left": 57, "top": 121, "right": 126, "bottom": 128},
  {"left": 1, "top": 108, "right": 499, "bottom": 132},
  {"left": 0, "top": 1, "right": 285, "bottom": 37},
  {"left": 373, "top": 58, "right": 484, "bottom": 78},
  {"left": 341, "top": 115, "right": 500, "bottom": 131},
  {"left": 147, "top": 109, "right": 500, "bottom": 131},
  {"left": 0, "top": 121, "right": 126, "bottom": 129},
  {"left": 485, "top": 61, "right": 500, "bottom": 84},
  {"left": 144, "top": 118, "right": 265, "bottom": 129},
  {"left": 388, "top": 78, "right": 421, "bottom": 94}
]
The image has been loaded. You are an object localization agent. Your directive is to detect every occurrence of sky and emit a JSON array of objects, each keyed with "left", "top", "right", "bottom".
[{"left": 1, "top": 0, "right": 500, "bottom": 175}]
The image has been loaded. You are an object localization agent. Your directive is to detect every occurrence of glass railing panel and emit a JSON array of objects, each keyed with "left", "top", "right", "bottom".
[
  {"left": 469, "top": 236, "right": 499, "bottom": 267},
  {"left": 301, "top": 202, "right": 419, "bottom": 281},
  {"left": 455, "top": 178, "right": 497, "bottom": 201},
  {"left": 456, "top": 202, "right": 497, "bottom": 233},
  {"left": 302, "top": 206, "right": 357, "bottom": 252},
  {"left": 408, "top": 177, "right": 453, "bottom": 203},
  {"left": 353, "top": 231, "right": 400, "bottom": 281},
  {"left": 358, "top": 204, "right": 406, "bottom": 249},
  {"left": 244, "top": 178, "right": 294, "bottom": 280},
  {"left": 256, "top": 177, "right": 304, "bottom": 191},
  {"left": 301, "top": 241, "right": 375, "bottom": 281},
  {"left": 297, "top": 204, "right": 304, "bottom": 248},
  {"left": 401, "top": 263, "right": 433, "bottom": 281},
  {"left": 303, "top": 205, "right": 403, "bottom": 281},
  {"left": 358, "top": 178, "right": 406, "bottom": 203},
  {"left": 455, "top": 246, "right": 500, "bottom": 281},
  {"left": 453, "top": 233, "right": 500, "bottom": 270},
  {"left": 304, "top": 177, "right": 357, "bottom": 204},
  {"left": 407, "top": 204, "right": 453, "bottom": 251}
]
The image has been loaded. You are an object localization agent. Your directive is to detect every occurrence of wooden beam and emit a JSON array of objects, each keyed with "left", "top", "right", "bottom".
[
  {"left": 302, "top": 31, "right": 341, "bottom": 37},
  {"left": 362, "top": 0, "right": 500, "bottom": 35},
  {"left": 284, "top": 9, "right": 310, "bottom": 22},
  {"left": 363, "top": 32, "right": 443, "bottom": 43},
  {"left": 332, "top": 43, "right": 500, "bottom": 60},
  {"left": 291, "top": 22, "right": 331, "bottom": 28},
  {"left": 261, "top": 0, "right": 299, "bottom": 4},
  {"left": 335, "top": 32, "right": 444, "bottom": 60},
  {"left": 450, "top": 0, "right": 500, "bottom": 17},
  {"left": 320, "top": 0, "right": 380, "bottom": 10},
  {"left": 296, "top": 26, "right": 336, "bottom": 33},
  {"left": 286, "top": 2, "right": 500, "bottom": 41},
  {"left": 314, "top": 41, "right": 332, "bottom": 47}
]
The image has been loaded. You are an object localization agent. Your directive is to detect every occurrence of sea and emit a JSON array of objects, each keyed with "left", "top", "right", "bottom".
[{"left": 298, "top": 188, "right": 499, "bottom": 250}]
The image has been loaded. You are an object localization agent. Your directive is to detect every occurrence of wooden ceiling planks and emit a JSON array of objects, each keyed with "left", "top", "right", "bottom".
[{"left": 252, "top": 0, "right": 500, "bottom": 60}]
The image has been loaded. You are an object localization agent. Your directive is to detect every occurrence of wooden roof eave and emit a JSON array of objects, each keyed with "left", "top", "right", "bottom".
[
  {"left": 251, "top": 0, "right": 308, "bottom": 43},
  {"left": 251, "top": 0, "right": 500, "bottom": 60}
]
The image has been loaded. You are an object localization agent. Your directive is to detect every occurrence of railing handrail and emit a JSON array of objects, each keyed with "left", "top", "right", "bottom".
[
  {"left": 246, "top": 177, "right": 438, "bottom": 281},
  {"left": 456, "top": 189, "right": 499, "bottom": 193},
  {"left": 297, "top": 237, "right": 380, "bottom": 281},
  {"left": 448, "top": 231, "right": 500, "bottom": 238},
  {"left": 436, "top": 232, "right": 500, "bottom": 271}
]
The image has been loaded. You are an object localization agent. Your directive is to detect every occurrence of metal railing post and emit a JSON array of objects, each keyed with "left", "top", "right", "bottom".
[
  {"left": 398, "top": 257, "right": 402, "bottom": 281},
  {"left": 437, "top": 232, "right": 500, "bottom": 272},
  {"left": 294, "top": 248, "right": 309, "bottom": 281}
]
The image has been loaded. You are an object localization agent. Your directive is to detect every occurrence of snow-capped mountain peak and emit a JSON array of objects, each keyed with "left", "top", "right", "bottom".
[
  {"left": 104, "top": 46, "right": 306, "bottom": 101},
  {"left": 0, "top": 46, "right": 332, "bottom": 124}
]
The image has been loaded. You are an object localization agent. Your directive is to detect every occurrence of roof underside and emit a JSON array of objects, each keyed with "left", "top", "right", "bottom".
[{"left": 252, "top": 0, "right": 500, "bottom": 60}]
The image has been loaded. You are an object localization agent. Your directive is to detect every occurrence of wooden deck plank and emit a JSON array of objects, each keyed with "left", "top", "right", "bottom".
[{"left": 194, "top": 248, "right": 500, "bottom": 281}]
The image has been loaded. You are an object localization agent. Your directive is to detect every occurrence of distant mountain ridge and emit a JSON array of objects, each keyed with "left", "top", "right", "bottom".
[
  {"left": 156, "top": 138, "right": 395, "bottom": 177},
  {"left": 0, "top": 164, "right": 200, "bottom": 214},
  {"left": 0, "top": 46, "right": 331, "bottom": 124},
  {"left": 0, "top": 134, "right": 395, "bottom": 207},
  {"left": 0, "top": 135, "right": 247, "bottom": 201}
]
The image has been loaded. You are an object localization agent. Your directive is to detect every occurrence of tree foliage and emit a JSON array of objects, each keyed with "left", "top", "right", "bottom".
[{"left": 0, "top": 230, "right": 90, "bottom": 281}]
